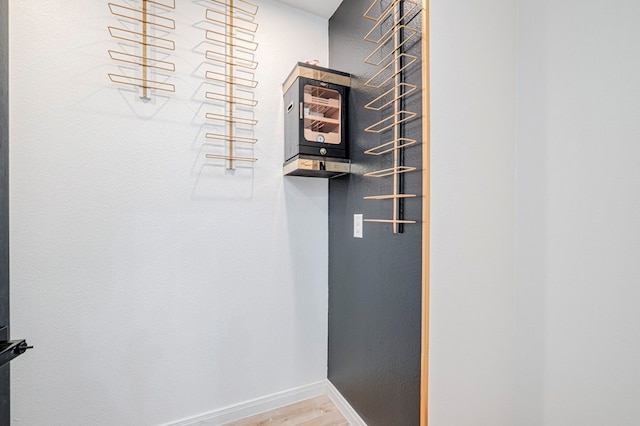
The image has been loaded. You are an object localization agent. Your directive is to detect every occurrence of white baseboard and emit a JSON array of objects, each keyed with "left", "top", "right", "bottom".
[
  {"left": 326, "top": 380, "right": 368, "bottom": 426},
  {"left": 163, "top": 379, "right": 367, "bottom": 426}
]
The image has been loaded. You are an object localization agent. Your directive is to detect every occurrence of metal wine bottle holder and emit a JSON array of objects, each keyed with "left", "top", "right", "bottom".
[
  {"left": 204, "top": 0, "right": 259, "bottom": 170},
  {"left": 108, "top": 0, "right": 176, "bottom": 100},
  {"left": 362, "top": 0, "right": 420, "bottom": 233}
]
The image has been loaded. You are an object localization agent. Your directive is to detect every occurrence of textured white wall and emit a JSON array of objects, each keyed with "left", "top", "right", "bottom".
[
  {"left": 9, "top": 1, "right": 329, "bottom": 425},
  {"left": 429, "top": 0, "right": 517, "bottom": 424},
  {"left": 516, "top": 0, "right": 640, "bottom": 424}
]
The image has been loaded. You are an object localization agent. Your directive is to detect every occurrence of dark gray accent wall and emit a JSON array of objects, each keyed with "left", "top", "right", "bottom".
[
  {"left": 328, "top": 1, "right": 423, "bottom": 425},
  {"left": 0, "top": 0, "right": 10, "bottom": 421}
]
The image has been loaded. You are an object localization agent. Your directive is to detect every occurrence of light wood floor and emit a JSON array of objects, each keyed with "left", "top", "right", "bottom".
[{"left": 224, "top": 395, "right": 349, "bottom": 426}]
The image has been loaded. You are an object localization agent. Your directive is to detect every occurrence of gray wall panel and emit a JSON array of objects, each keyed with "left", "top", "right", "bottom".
[
  {"left": 0, "top": 0, "right": 11, "bottom": 421},
  {"left": 328, "top": 1, "right": 422, "bottom": 424}
]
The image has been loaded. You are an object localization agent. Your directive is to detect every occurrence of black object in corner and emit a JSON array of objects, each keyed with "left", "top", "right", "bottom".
[{"left": 0, "top": 327, "right": 32, "bottom": 368}]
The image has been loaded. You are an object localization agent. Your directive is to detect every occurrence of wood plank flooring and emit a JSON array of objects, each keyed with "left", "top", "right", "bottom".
[{"left": 224, "top": 395, "right": 349, "bottom": 426}]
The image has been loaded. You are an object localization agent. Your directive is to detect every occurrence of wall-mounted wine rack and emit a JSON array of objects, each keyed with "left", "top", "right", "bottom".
[
  {"left": 362, "top": 0, "right": 420, "bottom": 233},
  {"left": 107, "top": 0, "right": 176, "bottom": 100},
  {"left": 203, "top": 0, "right": 259, "bottom": 170}
]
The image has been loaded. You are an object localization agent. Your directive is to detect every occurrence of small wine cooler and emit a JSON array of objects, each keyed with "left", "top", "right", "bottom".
[{"left": 282, "top": 62, "right": 351, "bottom": 178}]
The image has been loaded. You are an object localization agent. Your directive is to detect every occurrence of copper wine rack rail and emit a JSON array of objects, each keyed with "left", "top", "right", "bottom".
[
  {"left": 204, "top": 0, "right": 259, "bottom": 170},
  {"left": 108, "top": 0, "right": 176, "bottom": 99},
  {"left": 362, "top": 0, "right": 420, "bottom": 233}
]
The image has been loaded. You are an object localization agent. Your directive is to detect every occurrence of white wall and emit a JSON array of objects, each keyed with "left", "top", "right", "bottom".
[
  {"left": 516, "top": 0, "right": 640, "bottom": 424},
  {"left": 9, "top": 1, "right": 329, "bottom": 425},
  {"left": 429, "top": 0, "right": 517, "bottom": 424}
]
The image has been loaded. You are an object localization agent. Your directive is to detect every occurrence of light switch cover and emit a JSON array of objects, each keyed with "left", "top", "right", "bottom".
[{"left": 354, "top": 214, "right": 363, "bottom": 238}]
